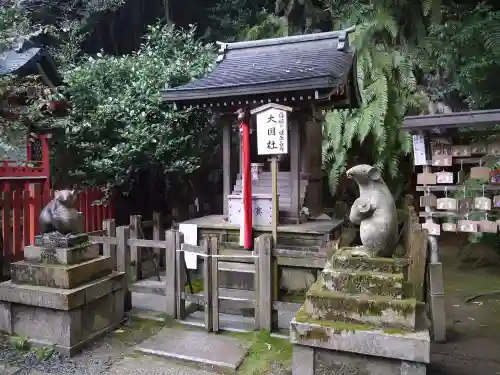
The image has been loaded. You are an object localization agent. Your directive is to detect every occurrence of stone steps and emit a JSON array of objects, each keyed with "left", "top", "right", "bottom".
[
  {"left": 319, "top": 268, "right": 404, "bottom": 298},
  {"left": 327, "top": 249, "right": 408, "bottom": 274},
  {"left": 303, "top": 281, "right": 416, "bottom": 330}
]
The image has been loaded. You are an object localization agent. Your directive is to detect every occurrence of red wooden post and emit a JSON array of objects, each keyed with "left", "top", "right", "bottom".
[
  {"left": 40, "top": 134, "right": 51, "bottom": 193},
  {"left": 12, "top": 190, "right": 22, "bottom": 261},
  {"left": 92, "top": 188, "right": 99, "bottom": 231},
  {"left": 240, "top": 119, "right": 253, "bottom": 249},
  {"left": 29, "top": 183, "right": 42, "bottom": 244},
  {"left": 22, "top": 190, "right": 30, "bottom": 249},
  {"left": 2, "top": 191, "right": 12, "bottom": 264},
  {"left": 96, "top": 189, "right": 103, "bottom": 230},
  {"left": 82, "top": 189, "right": 90, "bottom": 232}
]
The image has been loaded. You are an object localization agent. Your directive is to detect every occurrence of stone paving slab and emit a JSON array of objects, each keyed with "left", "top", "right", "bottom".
[
  {"left": 136, "top": 327, "right": 251, "bottom": 372},
  {"left": 103, "top": 356, "right": 220, "bottom": 375},
  {"left": 0, "top": 363, "right": 20, "bottom": 375}
]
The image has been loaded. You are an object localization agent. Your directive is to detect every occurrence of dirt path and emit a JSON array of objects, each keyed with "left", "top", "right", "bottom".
[{"left": 428, "top": 236, "right": 500, "bottom": 375}]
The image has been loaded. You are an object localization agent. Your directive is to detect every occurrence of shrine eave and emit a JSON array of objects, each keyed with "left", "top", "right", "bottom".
[
  {"left": 160, "top": 27, "right": 361, "bottom": 110},
  {"left": 403, "top": 109, "right": 500, "bottom": 133}
]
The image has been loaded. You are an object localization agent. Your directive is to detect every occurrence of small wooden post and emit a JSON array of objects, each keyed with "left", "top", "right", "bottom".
[
  {"left": 116, "top": 225, "right": 131, "bottom": 312},
  {"left": 152, "top": 212, "right": 164, "bottom": 266},
  {"left": 172, "top": 230, "right": 186, "bottom": 319},
  {"left": 1, "top": 192, "right": 12, "bottom": 266},
  {"left": 103, "top": 219, "right": 117, "bottom": 270},
  {"left": 257, "top": 233, "right": 274, "bottom": 331},
  {"left": 202, "top": 238, "right": 213, "bottom": 331},
  {"left": 270, "top": 156, "right": 279, "bottom": 246},
  {"left": 165, "top": 229, "right": 180, "bottom": 317},
  {"left": 130, "top": 214, "right": 142, "bottom": 281},
  {"left": 210, "top": 237, "right": 220, "bottom": 332}
]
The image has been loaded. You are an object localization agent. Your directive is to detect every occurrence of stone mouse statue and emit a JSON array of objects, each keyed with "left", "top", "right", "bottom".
[
  {"left": 39, "top": 189, "right": 80, "bottom": 235},
  {"left": 346, "top": 164, "right": 398, "bottom": 258}
]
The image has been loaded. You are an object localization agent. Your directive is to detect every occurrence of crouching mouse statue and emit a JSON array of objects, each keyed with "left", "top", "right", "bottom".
[
  {"left": 346, "top": 164, "right": 398, "bottom": 258},
  {"left": 39, "top": 189, "right": 80, "bottom": 235}
]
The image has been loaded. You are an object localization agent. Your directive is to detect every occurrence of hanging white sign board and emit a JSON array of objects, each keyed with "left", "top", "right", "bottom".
[{"left": 253, "top": 104, "right": 292, "bottom": 155}]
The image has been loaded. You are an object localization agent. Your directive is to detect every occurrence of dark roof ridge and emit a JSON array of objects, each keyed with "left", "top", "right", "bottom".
[{"left": 216, "top": 26, "right": 356, "bottom": 54}]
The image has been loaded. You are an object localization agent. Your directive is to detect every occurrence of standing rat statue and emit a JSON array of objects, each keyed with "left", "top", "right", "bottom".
[
  {"left": 346, "top": 164, "right": 398, "bottom": 258},
  {"left": 39, "top": 189, "right": 80, "bottom": 235}
]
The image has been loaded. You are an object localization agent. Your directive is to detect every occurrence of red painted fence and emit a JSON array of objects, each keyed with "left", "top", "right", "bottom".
[{"left": 0, "top": 184, "right": 114, "bottom": 262}]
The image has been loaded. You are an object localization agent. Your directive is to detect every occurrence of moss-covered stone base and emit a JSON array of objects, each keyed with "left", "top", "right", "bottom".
[
  {"left": 291, "top": 306, "right": 431, "bottom": 364},
  {"left": 328, "top": 248, "right": 408, "bottom": 274},
  {"left": 304, "top": 282, "right": 416, "bottom": 330},
  {"left": 320, "top": 268, "right": 403, "bottom": 298}
]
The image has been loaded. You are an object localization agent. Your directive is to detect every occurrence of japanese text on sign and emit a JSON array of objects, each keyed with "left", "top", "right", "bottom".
[{"left": 256, "top": 108, "right": 288, "bottom": 155}]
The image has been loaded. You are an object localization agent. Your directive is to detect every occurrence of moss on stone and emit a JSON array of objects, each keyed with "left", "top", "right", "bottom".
[
  {"left": 330, "top": 250, "right": 408, "bottom": 274},
  {"left": 306, "top": 281, "right": 416, "bottom": 318},
  {"left": 294, "top": 306, "right": 411, "bottom": 336},
  {"left": 321, "top": 269, "right": 403, "bottom": 297}
]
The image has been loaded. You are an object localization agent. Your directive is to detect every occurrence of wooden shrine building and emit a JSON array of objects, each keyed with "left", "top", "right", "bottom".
[{"left": 161, "top": 28, "right": 361, "bottom": 247}]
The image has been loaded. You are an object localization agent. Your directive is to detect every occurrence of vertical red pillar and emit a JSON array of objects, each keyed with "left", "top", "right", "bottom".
[
  {"left": 240, "top": 120, "right": 253, "bottom": 249},
  {"left": 41, "top": 134, "right": 51, "bottom": 192}
]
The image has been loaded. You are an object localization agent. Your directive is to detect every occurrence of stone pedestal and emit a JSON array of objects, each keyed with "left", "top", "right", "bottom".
[
  {"left": 290, "top": 248, "right": 430, "bottom": 374},
  {"left": 0, "top": 234, "right": 125, "bottom": 356}
]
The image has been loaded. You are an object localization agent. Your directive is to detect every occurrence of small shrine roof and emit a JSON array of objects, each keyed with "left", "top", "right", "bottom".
[
  {"left": 403, "top": 109, "right": 500, "bottom": 133},
  {"left": 161, "top": 28, "right": 361, "bottom": 110}
]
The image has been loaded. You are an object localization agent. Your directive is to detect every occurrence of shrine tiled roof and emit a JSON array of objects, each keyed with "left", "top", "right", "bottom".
[
  {"left": 0, "top": 46, "right": 41, "bottom": 75},
  {"left": 161, "top": 27, "right": 361, "bottom": 109}
]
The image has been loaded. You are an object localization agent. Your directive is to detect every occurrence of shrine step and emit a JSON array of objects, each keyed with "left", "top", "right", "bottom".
[
  {"left": 304, "top": 281, "right": 416, "bottom": 330},
  {"left": 327, "top": 249, "right": 408, "bottom": 274},
  {"left": 319, "top": 268, "right": 404, "bottom": 298}
]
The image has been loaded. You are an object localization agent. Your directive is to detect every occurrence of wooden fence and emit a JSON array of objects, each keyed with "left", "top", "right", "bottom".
[
  {"left": 87, "top": 203, "right": 434, "bottom": 334},
  {"left": 1, "top": 183, "right": 114, "bottom": 262}
]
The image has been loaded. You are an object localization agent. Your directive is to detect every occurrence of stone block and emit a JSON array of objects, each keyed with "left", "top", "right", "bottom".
[
  {"left": 312, "top": 347, "right": 427, "bottom": 375},
  {"left": 320, "top": 268, "right": 403, "bottom": 298},
  {"left": 328, "top": 249, "right": 408, "bottom": 274},
  {"left": 0, "top": 272, "right": 125, "bottom": 356},
  {"left": 0, "top": 301, "right": 12, "bottom": 333},
  {"left": 292, "top": 345, "right": 314, "bottom": 375},
  {"left": 0, "top": 272, "right": 125, "bottom": 310},
  {"left": 34, "top": 233, "right": 89, "bottom": 248},
  {"left": 290, "top": 307, "right": 430, "bottom": 363},
  {"left": 11, "top": 256, "right": 113, "bottom": 289},
  {"left": 23, "top": 243, "right": 99, "bottom": 265},
  {"left": 304, "top": 282, "right": 416, "bottom": 330}
]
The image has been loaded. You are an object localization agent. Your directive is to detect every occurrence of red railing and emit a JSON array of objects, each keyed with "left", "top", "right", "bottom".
[{"left": 0, "top": 183, "right": 114, "bottom": 262}]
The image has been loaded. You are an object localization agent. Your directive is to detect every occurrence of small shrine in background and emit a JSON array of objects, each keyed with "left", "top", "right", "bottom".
[{"left": 161, "top": 28, "right": 361, "bottom": 248}]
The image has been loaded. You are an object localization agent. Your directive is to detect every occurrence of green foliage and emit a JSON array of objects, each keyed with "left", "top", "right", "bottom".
[
  {"left": 43, "top": 24, "right": 217, "bottom": 188},
  {"left": 322, "top": 3, "right": 428, "bottom": 195},
  {"left": 427, "top": 2, "right": 500, "bottom": 109}
]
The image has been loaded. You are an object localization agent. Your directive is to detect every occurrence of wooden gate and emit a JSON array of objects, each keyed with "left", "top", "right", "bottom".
[{"left": 175, "top": 235, "right": 268, "bottom": 332}]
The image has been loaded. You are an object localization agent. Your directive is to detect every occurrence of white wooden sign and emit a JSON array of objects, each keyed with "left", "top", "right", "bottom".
[
  {"left": 412, "top": 134, "right": 427, "bottom": 166},
  {"left": 252, "top": 103, "right": 292, "bottom": 156}
]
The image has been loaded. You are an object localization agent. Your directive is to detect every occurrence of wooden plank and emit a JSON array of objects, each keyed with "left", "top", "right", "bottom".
[
  {"left": 256, "top": 234, "right": 273, "bottom": 330},
  {"left": 152, "top": 212, "right": 163, "bottom": 266},
  {"left": 28, "top": 184, "right": 42, "bottom": 245},
  {"left": 218, "top": 261, "right": 255, "bottom": 273},
  {"left": 222, "top": 118, "right": 231, "bottom": 217},
  {"left": 130, "top": 215, "right": 141, "bottom": 281},
  {"left": 2, "top": 191, "right": 12, "bottom": 265},
  {"left": 12, "top": 190, "right": 22, "bottom": 261},
  {"left": 211, "top": 237, "right": 219, "bottom": 332},
  {"left": 202, "top": 238, "right": 213, "bottom": 331},
  {"left": 103, "top": 219, "right": 117, "bottom": 270},
  {"left": 127, "top": 238, "right": 168, "bottom": 248},
  {"left": 116, "top": 225, "right": 131, "bottom": 311},
  {"left": 21, "top": 190, "right": 30, "bottom": 249},
  {"left": 181, "top": 243, "right": 205, "bottom": 254},
  {"left": 416, "top": 185, "right": 500, "bottom": 192},
  {"left": 219, "top": 248, "right": 254, "bottom": 263},
  {"left": 88, "top": 229, "right": 107, "bottom": 236},
  {"left": 165, "top": 230, "right": 180, "bottom": 317},
  {"left": 89, "top": 236, "right": 118, "bottom": 245},
  {"left": 253, "top": 246, "right": 260, "bottom": 330},
  {"left": 174, "top": 230, "right": 186, "bottom": 319}
]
